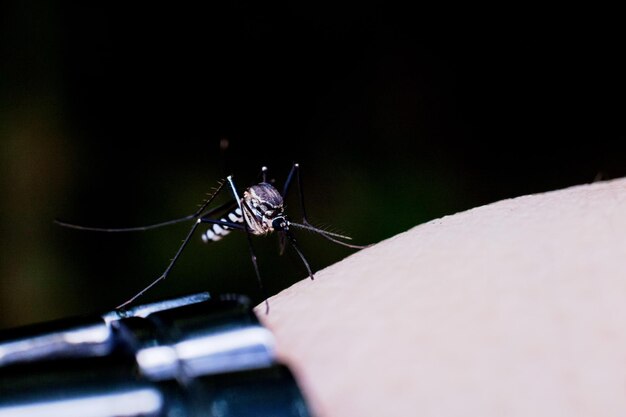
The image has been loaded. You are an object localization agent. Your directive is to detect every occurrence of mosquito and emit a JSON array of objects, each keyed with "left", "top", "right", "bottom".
[{"left": 55, "top": 163, "right": 368, "bottom": 313}]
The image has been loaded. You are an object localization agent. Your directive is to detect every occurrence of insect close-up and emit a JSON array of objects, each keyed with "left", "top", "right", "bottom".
[{"left": 55, "top": 163, "right": 368, "bottom": 313}]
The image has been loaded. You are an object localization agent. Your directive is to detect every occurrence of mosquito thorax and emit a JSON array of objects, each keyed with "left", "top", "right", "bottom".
[{"left": 243, "top": 182, "right": 285, "bottom": 235}]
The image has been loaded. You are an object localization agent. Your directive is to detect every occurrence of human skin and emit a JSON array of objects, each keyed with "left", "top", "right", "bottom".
[{"left": 255, "top": 178, "right": 626, "bottom": 417}]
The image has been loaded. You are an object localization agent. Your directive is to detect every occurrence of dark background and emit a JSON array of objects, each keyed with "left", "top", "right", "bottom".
[{"left": 1, "top": 3, "right": 624, "bottom": 328}]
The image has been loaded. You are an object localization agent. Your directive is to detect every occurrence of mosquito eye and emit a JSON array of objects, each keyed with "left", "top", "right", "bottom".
[{"left": 272, "top": 217, "right": 286, "bottom": 230}]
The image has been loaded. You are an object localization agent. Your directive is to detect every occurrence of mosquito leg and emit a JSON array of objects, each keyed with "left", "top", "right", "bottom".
[
  {"left": 226, "top": 175, "right": 270, "bottom": 314},
  {"left": 199, "top": 218, "right": 245, "bottom": 231},
  {"left": 116, "top": 219, "right": 202, "bottom": 309},
  {"left": 277, "top": 163, "right": 300, "bottom": 255},
  {"left": 204, "top": 211, "right": 270, "bottom": 315},
  {"left": 282, "top": 163, "right": 298, "bottom": 202},
  {"left": 117, "top": 215, "right": 248, "bottom": 309},
  {"left": 244, "top": 229, "right": 270, "bottom": 314},
  {"left": 194, "top": 179, "right": 227, "bottom": 217},
  {"left": 278, "top": 231, "right": 287, "bottom": 256},
  {"left": 293, "top": 163, "right": 311, "bottom": 223},
  {"left": 55, "top": 180, "right": 228, "bottom": 232},
  {"left": 286, "top": 231, "right": 315, "bottom": 280},
  {"left": 282, "top": 163, "right": 311, "bottom": 222},
  {"left": 115, "top": 184, "right": 235, "bottom": 309},
  {"left": 283, "top": 162, "right": 316, "bottom": 228}
]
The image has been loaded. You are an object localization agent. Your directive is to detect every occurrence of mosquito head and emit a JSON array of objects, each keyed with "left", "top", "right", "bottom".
[{"left": 243, "top": 183, "right": 286, "bottom": 234}]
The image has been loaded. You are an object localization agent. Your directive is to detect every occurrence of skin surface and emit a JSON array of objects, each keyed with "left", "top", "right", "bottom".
[{"left": 256, "top": 178, "right": 626, "bottom": 417}]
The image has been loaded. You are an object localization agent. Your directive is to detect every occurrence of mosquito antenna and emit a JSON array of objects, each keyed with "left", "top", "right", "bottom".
[
  {"left": 288, "top": 221, "right": 370, "bottom": 249},
  {"left": 54, "top": 181, "right": 229, "bottom": 233},
  {"left": 282, "top": 163, "right": 368, "bottom": 249},
  {"left": 288, "top": 221, "right": 352, "bottom": 239},
  {"left": 282, "top": 163, "right": 369, "bottom": 247},
  {"left": 310, "top": 229, "right": 371, "bottom": 249}
]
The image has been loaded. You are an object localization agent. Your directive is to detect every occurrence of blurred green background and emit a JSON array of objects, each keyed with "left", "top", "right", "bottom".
[{"left": 1, "top": 3, "right": 624, "bottom": 328}]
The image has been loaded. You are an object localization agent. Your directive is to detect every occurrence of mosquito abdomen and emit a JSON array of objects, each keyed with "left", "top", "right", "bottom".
[{"left": 201, "top": 207, "right": 243, "bottom": 242}]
